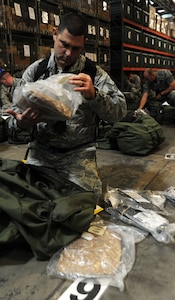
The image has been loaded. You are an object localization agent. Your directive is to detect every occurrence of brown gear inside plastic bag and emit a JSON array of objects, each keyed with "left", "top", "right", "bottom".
[
  {"left": 28, "top": 89, "right": 72, "bottom": 119},
  {"left": 56, "top": 228, "right": 122, "bottom": 277}
]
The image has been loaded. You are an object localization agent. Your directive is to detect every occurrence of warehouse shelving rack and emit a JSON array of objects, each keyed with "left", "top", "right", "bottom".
[
  {"left": 0, "top": 0, "right": 111, "bottom": 74},
  {"left": 110, "top": 0, "right": 175, "bottom": 90}
]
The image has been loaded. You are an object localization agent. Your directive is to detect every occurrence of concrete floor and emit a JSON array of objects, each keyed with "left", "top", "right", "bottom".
[{"left": 0, "top": 123, "right": 175, "bottom": 300}]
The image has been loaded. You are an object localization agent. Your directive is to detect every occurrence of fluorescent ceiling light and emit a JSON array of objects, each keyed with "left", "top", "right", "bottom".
[
  {"left": 157, "top": 9, "right": 165, "bottom": 13},
  {"left": 162, "top": 13, "right": 173, "bottom": 18}
]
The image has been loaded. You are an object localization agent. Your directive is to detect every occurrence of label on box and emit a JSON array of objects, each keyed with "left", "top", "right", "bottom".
[
  {"left": 14, "top": 3, "right": 22, "bottom": 17},
  {"left": 28, "top": 7, "right": 35, "bottom": 20}
]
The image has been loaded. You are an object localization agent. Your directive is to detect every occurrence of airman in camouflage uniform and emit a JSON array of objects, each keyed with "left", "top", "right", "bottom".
[
  {"left": 0, "top": 72, "right": 20, "bottom": 107},
  {"left": 123, "top": 73, "right": 142, "bottom": 111},
  {"left": 7, "top": 12, "right": 127, "bottom": 201}
]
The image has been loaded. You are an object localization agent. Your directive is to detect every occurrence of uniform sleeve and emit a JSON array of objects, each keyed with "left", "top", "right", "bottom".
[
  {"left": 143, "top": 81, "right": 149, "bottom": 93},
  {"left": 88, "top": 66, "right": 127, "bottom": 123},
  {"left": 165, "top": 70, "right": 175, "bottom": 86},
  {"left": 0, "top": 85, "right": 11, "bottom": 106}
]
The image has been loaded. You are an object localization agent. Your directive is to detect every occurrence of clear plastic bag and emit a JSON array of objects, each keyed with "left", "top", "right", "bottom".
[
  {"left": 105, "top": 187, "right": 166, "bottom": 213},
  {"left": 163, "top": 186, "right": 175, "bottom": 204},
  {"left": 46, "top": 219, "right": 136, "bottom": 292},
  {"left": 105, "top": 187, "right": 172, "bottom": 243},
  {"left": 13, "top": 73, "right": 83, "bottom": 121}
]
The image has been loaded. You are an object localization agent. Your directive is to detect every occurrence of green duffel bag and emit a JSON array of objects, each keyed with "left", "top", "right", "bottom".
[
  {"left": 106, "top": 113, "right": 165, "bottom": 155},
  {"left": 0, "top": 159, "right": 96, "bottom": 260},
  {"left": 148, "top": 100, "right": 175, "bottom": 124}
]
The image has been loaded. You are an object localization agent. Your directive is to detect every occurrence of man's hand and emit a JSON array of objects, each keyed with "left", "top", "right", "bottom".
[
  {"left": 156, "top": 93, "right": 161, "bottom": 100},
  {"left": 69, "top": 73, "right": 96, "bottom": 99},
  {"left": 6, "top": 107, "right": 45, "bottom": 129}
]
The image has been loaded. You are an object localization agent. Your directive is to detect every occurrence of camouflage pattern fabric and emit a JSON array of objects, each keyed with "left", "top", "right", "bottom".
[
  {"left": 0, "top": 77, "right": 21, "bottom": 107},
  {"left": 8, "top": 53, "right": 127, "bottom": 199}
]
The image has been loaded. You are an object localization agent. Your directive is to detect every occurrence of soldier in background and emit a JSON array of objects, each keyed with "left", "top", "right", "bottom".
[
  {"left": 136, "top": 68, "right": 175, "bottom": 111},
  {"left": 123, "top": 72, "right": 142, "bottom": 111},
  {"left": 0, "top": 69, "right": 21, "bottom": 107}
]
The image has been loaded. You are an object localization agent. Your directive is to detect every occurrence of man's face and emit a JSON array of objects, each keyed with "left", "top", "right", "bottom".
[
  {"left": 0, "top": 73, "right": 12, "bottom": 87},
  {"left": 53, "top": 28, "right": 84, "bottom": 69}
]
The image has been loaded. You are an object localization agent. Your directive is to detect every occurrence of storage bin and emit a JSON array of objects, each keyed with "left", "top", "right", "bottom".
[
  {"left": 62, "top": 0, "right": 80, "bottom": 10},
  {"left": 80, "top": 0, "right": 96, "bottom": 17},
  {"left": 5, "top": 0, "right": 37, "bottom": 33},
  {"left": 39, "top": 1, "right": 61, "bottom": 35},
  {"left": 98, "top": 46, "right": 111, "bottom": 72},
  {"left": 133, "top": 6, "right": 142, "bottom": 25},
  {"left": 123, "top": 25, "right": 134, "bottom": 44},
  {"left": 9, "top": 34, "right": 37, "bottom": 71},
  {"left": 86, "top": 17, "right": 98, "bottom": 45},
  {"left": 133, "top": 28, "right": 142, "bottom": 46},
  {"left": 97, "top": 0, "right": 110, "bottom": 21},
  {"left": 98, "top": 21, "right": 110, "bottom": 46},
  {"left": 123, "top": 50, "right": 134, "bottom": 67},
  {"left": 84, "top": 45, "right": 97, "bottom": 62}
]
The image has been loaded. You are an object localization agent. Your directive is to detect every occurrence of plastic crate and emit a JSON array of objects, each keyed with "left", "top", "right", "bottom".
[
  {"left": 84, "top": 45, "right": 97, "bottom": 63},
  {"left": 62, "top": 0, "right": 80, "bottom": 11},
  {"left": 133, "top": 28, "right": 142, "bottom": 46},
  {"left": 98, "top": 21, "right": 110, "bottom": 47},
  {"left": 80, "top": 0, "right": 96, "bottom": 17},
  {"left": 0, "top": 0, "right": 7, "bottom": 29},
  {"left": 142, "top": 52, "right": 149, "bottom": 68},
  {"left": 39, "top": 1, "right": 61, "bottom": 35},
  {"left": 110, "top": 0, "right": 134, "bottom": 21},
  {"left": 98, "top": 46, "right": 111, "bottom": 72},
  {"left": 97, "top": 0, "right": 110, "bottom": 21},
  {"left": 86, "top": 16, "right": 98, "bottom": 45},
  {"left": 37, "top": 36, "right": 53, "bottom": 59},
  {"left": 142, "top": 10, "right": 149, "bottom": 27},
  {"left": 123, "top": 50, "right": 134, "bottom": 67},
  {"left": 9, "top": 34, "right": 37, "bottom": 70},
  {"left": 133, "top": 6, "right": 142, "bottom": 25},
  {"left": 133, "top": 51, "right": 142, "bottom": 67},
  {"left": 0, "top": 33, "right": 10, "bottom": 67},
  {"left": 123, "top": 25, "right": 134, "bottom": 44},
  {"left": 6, "top": 0, "right": 37, "bottom": 33}
]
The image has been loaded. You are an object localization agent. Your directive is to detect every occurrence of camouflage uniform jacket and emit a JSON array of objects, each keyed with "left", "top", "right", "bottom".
[{"left": 9, "top": 53, "right": 127, "bottom": 151}]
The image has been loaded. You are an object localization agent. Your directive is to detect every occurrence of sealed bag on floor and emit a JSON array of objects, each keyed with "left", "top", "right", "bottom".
[{"left": 0, "top": 159, "right": 96, "bottom": 260}]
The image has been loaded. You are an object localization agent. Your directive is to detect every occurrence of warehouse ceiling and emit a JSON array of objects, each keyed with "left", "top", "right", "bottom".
[{"left": 151, "top": 0, "right": 175, "bottom": 17}]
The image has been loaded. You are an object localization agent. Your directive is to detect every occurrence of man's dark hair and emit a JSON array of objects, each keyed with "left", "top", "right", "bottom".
[
  {"left": 0, "top": 69, "right": 9, "bottom": 79},
  {"left": 58, "top": 12, "right": 87, "bottom": 36},
  {"left": 146, "top": 68, "right": 153, "bottom": 76}
]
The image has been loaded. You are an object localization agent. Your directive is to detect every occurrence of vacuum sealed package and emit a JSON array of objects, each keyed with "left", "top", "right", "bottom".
[
  {"left": 104, "top": 187, "right": 166, "bottom": 213},
  {"left": 46, "top": 218, "right": 136, "bottom": 292},
  {"left": 163, "top": 186, "right": 175, "bottom": 204},
  {"left": 105, "top": 188, "right": 173, "bottom": 243},
  {"left": 13, "top": 74, "right": 83, "bottom": 121}
]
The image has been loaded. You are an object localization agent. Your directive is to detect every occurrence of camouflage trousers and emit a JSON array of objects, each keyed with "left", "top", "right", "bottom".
[{"left": 26, "top": 142, "right": 102, "bottom": 201}]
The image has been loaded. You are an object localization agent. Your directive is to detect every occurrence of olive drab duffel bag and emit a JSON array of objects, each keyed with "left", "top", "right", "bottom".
[
  {"left": 105, "top": 113, "right": 165, "bottom": 155},
  {"left": 0, "top": 159, "right": 96, "bottom": 260},
  {"left": 147, "top": 100, "right": 175, "bottom": 124}
]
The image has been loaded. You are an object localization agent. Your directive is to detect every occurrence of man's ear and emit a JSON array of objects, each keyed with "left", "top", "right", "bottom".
[{"left": 53, "top": 27, "right": 58, "bottom": 41}]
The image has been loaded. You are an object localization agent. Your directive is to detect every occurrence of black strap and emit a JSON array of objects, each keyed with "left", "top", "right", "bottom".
[
  {"left": 34, "top": 56, "right": 97, "bottom": 83},
  {"left": 34, "top": 56, "right": 50, "bottom": 81}
]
